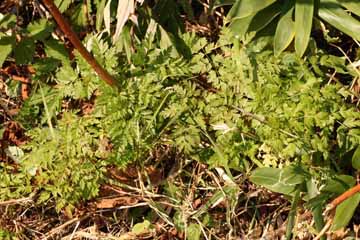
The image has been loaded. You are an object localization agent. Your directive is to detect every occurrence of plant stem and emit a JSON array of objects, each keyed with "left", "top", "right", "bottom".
[{"left": 41, "top": 0, "right": 118, "bottom": 88}]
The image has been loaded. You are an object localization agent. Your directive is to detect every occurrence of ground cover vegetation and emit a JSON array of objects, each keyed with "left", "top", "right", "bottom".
[{"left": 0, "top": 0, "right": 360, "bottom": 239}]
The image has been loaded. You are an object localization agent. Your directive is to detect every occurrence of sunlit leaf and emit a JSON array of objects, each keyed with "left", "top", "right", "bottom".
[
  {"left": 319, "top": 0, "right": 360, "bottom": 41},
  {"left": 274, "top": 6, "right": 295, "bottom": 56},
  {"left": 336, "top": 0, "right": 360, "bottom": 16},
  {"left": 113, "top": 0, "right": 136, "bottom": 42},
  {"left": 295, "top": 0, "right": 314, "bottom": 57},
  {"left": 331, "top": 193, "right": 360, "bottom": 230}
]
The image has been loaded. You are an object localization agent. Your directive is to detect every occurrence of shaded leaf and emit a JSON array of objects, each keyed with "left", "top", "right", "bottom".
[
  {"left": 227, "top": 0, "right": 276, "bottom": 20},
  {"left": 352, "top": 146, "right": 360, "bottom": 170},
  {"left": 14, "top": 38, "right": 35, "bottom": 65}
]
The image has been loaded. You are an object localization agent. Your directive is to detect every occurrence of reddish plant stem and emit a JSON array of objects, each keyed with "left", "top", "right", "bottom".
[
  {"left": 41, "top": 0, "right": 117, "bottom": 87},
  {"left": 329, "top": 183, "right": 360, "bottom": 210}
]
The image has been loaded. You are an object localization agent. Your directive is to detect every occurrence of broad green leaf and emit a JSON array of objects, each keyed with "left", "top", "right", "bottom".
[
  {"left": 0, "top": 35, "right": 15, "bottom": 67},
  {"left": 250, "top": 166, "right": 306, "bottom": 195},
  {"left": 319, "top": 0, "right": 360, "bottom": 41},
  {"left": 227, "top": 0, "right": 276, "bottom": 20},
  {"left": 274, "top": 7, "right": 295, "bottom": 56},
  {"left": 331, "top": 193, "right": 360, "bottom": 230},
  {"left": 336, "top": 0, "right": 360, "bottom": 16},
  {"left": 295, "top": 0, "right": 314, "bottom": 57},
  {"left": 352, "top": 146, "right": 360, "bottom": 170},
  {"left": 229, "top": 14, "right": 254, "bottom": 37},
  {"left": 322, "top": 175, "right": 356, "bottom": 194},
  {"left": 186, "top": 223, "right": 201, "bottom": 240},
  {"left": 247, "top": 1, "right": 282, "bottom": 33}
]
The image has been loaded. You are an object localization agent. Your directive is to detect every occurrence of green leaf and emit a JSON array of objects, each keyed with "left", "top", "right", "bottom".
[
  {"left": 352, "top": 146, "right": 360, "bottom": 170},
  {"left": 227, "top": 0, "right": 276, "bottom": 20},
  {"left": 96, "top": 0, "right": 107, "bottom": 32},
  {"left": 14, "top": 38, "right": 36, "bottom": 65},
  {"left": 322, "top": 175, "right": 356, "bottom": 194},
  {"left": 274, "top": 6, "right": 295, "bottom": 56},
  {"left": 27, "top": 18, "right": 53, "bottom": 40},
  {"left": 250, "top": 165, "right": 306, "bottom": 195},
  {"left": 295, "top": 0, "right": 314, "bottom": 57},
  {"left": 0, "top": 14, "right": 16, "bottom": 28},
  {"left": 186, "top": 223, "right": 202, "bottom": 240},
  {"left": 229, "top": 14, "right": 255, "bottom": 37},
  {"left": 132, "top": 220, "right": 152, "bottom": 235},
  {"left": 211, "top": 0, "right": 235, "bottom": 11},
  {"left": 54, "top": 0, "right": 74, "bottom": 13},
  {"left": 331, "top": 193, "right": 360, "bottom": 231},
  {"left": 336, "top": 0, "right": 360, "bottom": 16},
  {"left": 247, "top": 1, "right": 282, "bottom": 33},
  {"left": 319, "top": 0, "right": 360, "bottom": 41},
  {"left": 45, "top": 39, "right": 69, "bottom": 62},
  {"left": 0, "top": 35, "right": 15, "bottom": 67}
]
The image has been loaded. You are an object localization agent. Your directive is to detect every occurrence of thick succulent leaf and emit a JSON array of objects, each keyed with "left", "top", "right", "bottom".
[
  {"left": 319, "top": 0, "right": 360, "bottom": 41},
  {"left": 331, "top": 193, "right": 360, "bottom": 230},
  {"left": 229, "top": 14, "right": 255, "bottom": 37},
  {"left": 274, "top": 7, "right": 295, "bottom": 56},
  {"left": 247, "top": 2, "right": 282, "bottom": 33},
  {"left": 227, "top": 0, "right": 276, "bottom": 20},
  {"left": 295, "top": 0, "right": 314, "bottom": 57},
  {"left": 336, "top": 0, "right": 360, "bottom": 16}
]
